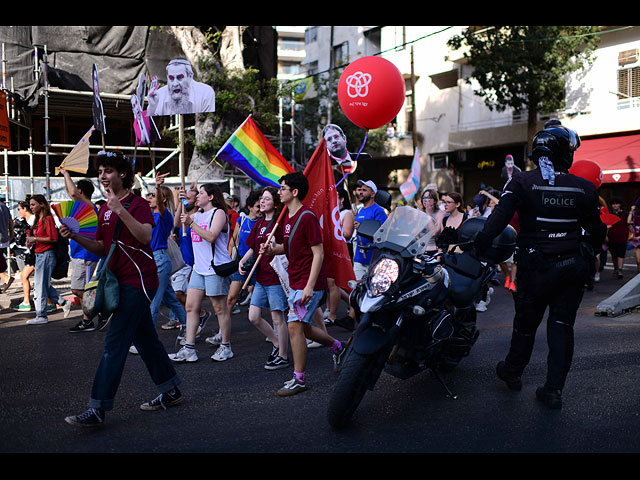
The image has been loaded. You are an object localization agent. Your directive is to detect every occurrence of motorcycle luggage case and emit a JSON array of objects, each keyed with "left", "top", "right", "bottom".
[{"left": 442, "top": 252, "right": 484, "bottom": 308}]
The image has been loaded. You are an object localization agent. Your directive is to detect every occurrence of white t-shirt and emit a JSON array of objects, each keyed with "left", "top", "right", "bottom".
[{"left": 191, "top": 208, "right": 231, "bottom": 276}]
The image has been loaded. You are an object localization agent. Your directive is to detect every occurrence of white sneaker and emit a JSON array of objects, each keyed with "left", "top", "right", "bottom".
[
  {"left": 61, "top": 299, "right": 72, "bottom": 319},
  {"left": 594, "top": 272, "right": 600, "bottom": 282},
  {"left": 475, "top": 301, "right": 487, "bottom": 312},
  {"left": 485, "top": 287, "right": 494, "bottom": 306},
  {"left": 129, "top": 345, "right": 139, "bottom": 355},
  {"left": 239, "top": 291, "right": 252, "bottom": 306},
  {"left": 205, "top": 330, "right": 222, "bottom": 346},
  {"left": 211, "top": 344, "right": 234, "bottom": 362},
  {"left": 26, "top": 317, "right": 48, "bottom": 325},
  {"left": 169, "top": 346, "right": 198, "bottom": 363},
  {"left": 306, "top": 338, "right": 323, "bottom": 349}
]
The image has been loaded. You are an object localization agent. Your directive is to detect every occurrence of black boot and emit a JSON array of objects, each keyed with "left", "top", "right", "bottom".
[
  {"left": 536, "top": 386, "right": 562, "bottom": 409},
  {"left": 496, "top": 361, "right": 522, "bottom": 391}
]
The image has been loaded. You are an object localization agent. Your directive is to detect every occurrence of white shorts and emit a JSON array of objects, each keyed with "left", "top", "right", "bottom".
[{"left": 171, "top": 265, "right": 192, "bottom": 293}]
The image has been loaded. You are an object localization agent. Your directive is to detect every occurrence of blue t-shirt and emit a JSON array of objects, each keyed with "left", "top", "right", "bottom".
[
  {"left": 151, "top": 209, "right": 174, "bottom": 251},
  {"left": 237, "top": 215, "right": 258, "bottom": 258},
  {"left": 354, "top": 203, "right": 388, "bottom": 265},
  {"left": 70, "top": 203, "right": 100, "bottom": 262},
  {"left": 178, "top": 226, "right": 194, "bottom": 266}
]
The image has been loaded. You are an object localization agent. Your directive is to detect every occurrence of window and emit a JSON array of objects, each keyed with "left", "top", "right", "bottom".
[
  {"left": 618, "top": 66, "right": 640, "bottom": 99},
  {"left": 432, "top": 154, "right": 448, "bottom": 170},
  {"left": 333, "top": 42, "right": 349, "bottom": 68},
  {"left": 305, "top": 27, "right": 317, "bottom": 44}
]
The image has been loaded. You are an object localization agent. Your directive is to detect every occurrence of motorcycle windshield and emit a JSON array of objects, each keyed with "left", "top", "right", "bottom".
[{"left": 372, "top": 206, "right": 437, "bottom": 256}]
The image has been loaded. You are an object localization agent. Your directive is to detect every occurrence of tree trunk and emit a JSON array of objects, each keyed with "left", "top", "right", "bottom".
[{"left": 525, "top": 105, "right": 540, "bottom": 171}]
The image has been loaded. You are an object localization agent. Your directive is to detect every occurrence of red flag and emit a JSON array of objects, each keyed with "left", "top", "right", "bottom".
[{"left": 302, "top": 139, "right": 356, "bottom": 292}]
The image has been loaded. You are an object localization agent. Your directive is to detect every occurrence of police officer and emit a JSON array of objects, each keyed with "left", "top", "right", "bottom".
[{"left": 474, "top": 124, "right": 606, "bottom": 409}]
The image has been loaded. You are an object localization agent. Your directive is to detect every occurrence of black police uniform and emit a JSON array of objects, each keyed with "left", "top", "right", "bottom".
[{"left": 475, "top": 145, "right": 606, "bottom": 404}]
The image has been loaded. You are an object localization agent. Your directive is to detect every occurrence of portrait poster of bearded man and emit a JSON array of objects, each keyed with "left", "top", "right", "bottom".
[{"left": 148, "top": 57, "right": 215, "bottom": 116}]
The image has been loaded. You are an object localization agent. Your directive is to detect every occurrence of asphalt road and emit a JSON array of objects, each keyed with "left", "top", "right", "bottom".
[{"left": 1, "top": 259, "right": 639, "bottom": 454}]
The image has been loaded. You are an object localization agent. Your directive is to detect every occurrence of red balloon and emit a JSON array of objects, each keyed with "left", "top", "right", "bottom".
[
  {"left": 338, "top": 56, "right": 405, "bottom": 130},
  {"left": 569, "top": 159, "right": 603, "bottom": 189}
]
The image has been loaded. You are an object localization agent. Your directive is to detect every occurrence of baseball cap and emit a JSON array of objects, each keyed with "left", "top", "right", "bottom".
[{"left": 357, "top": 179, "right": 377, "bottom": 194}]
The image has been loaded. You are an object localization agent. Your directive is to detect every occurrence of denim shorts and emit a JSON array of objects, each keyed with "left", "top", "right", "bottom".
[
  {"left": 188, "top": 269, "right": 230, "bottom": 297},
  {"left": 286, "top": 289, "right": 326, "bottom": 324},
  {"left": 250, "top": 282, "right": 288, "bottom": 311},
  {"left": 231, "top": 269, "right": 256, "bottom": 286}
]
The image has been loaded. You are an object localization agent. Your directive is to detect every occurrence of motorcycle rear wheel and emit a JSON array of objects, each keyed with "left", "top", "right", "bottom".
[{"left": 327, "top": 350, "right": 381, "bottom": 429}]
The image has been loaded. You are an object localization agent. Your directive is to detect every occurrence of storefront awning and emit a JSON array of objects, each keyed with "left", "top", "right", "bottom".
[{"left": 574, "top": 133, "right": 640, "bottom": 183}]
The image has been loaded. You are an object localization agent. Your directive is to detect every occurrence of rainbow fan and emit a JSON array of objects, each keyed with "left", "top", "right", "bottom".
[{"left": 52, "top": 200, "right": 98, "bottom": 239}]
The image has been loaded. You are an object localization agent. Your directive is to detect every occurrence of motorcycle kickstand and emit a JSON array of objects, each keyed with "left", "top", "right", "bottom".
[{"left": 429, "top": 368, "right": 458, "bottom": 400}]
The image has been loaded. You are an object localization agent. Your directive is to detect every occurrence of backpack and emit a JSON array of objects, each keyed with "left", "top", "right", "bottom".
[{"left": 51, "top": 227, "right": 70, "bottom": 279}]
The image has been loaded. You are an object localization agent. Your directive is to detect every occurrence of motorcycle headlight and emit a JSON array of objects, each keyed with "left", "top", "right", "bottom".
[{"left": 369, "top": 258, "right": 400, "bottom": 296}]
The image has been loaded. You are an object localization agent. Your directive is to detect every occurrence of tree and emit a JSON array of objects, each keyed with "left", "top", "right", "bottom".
[{"left": 447, "top": 26, "right": 601, "bottom": 163}]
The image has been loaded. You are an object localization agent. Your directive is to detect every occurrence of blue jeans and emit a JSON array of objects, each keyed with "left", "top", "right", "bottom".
[
  {"left": 150, "top": 249, "right": 186, "bottom": 327},
  {"left": 34, "top": 249, "right": 63, "bottom": 318},
  {"left": 89, "top": 284, "right": 180, "bottom": 411}
]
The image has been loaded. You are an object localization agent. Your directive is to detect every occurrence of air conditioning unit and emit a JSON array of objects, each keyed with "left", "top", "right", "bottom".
[{"left": 619, "top": 49, "right": 639, "bottom": 66}]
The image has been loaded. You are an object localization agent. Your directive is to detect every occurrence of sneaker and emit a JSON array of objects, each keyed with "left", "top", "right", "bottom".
[
  {"left": 197, "top": 311, "right": 211, "bottom": 335},
  {"left": 69, "top": 320, "right": 96, "bottom": 333},
  {"left": 617, "top": 270, "right": 623, "bottom": 279},
  {"left": 277, "top": 377, "right": 309, "bottom": 396},
  {"left": 475, "top": 301, "right": 487, "bottom": 312},
  {"left": 508, "top": 282, "right": 516, "bottom": 292},
  {"left": 306, "top": 339, "right": 322, "bottom": 349},
  {"left": 168, "top": 346, "right": 198, "bottom": 363},
  {"left": 239, "top": 290, "right": 252, "bottom": 306},
  {"left": 129, "top": 345, "right": 138, "bottom": 355},
  {"left": 205, "top": 330, "right": 222, "bottom": 347},
  {"left": 96, "top": 313, "right": 112, "bottom": 332},
  {"left": 323, "top": 308, "right": 330, "bottom": 319},
  {"left": 268, "top": 345, "right": 279, "bottom": 363},
  {"left": 485, "top": 287, "right": 494, "bottom": 305},
  {"left": 211, "top": 344, "right": 234, "bottom": 362},
  {"left": 333, "top": 342, "right": 348, "bottom": 372},
  {"left": 504, "top": 276, "right": 511, "bottom": 289},
  {"left": 535, "top": 386, "right": 562, "bottom": 409},
  {"left": 161, "top": 319, "right": 181, "bottom": 330},
  {"left": 496, "top": 361, "right": 522, "bottom": 391},
  {"left": 26, "top": 317, "right": 48, "bottom": 325},
  {"left": 47, "top": 304, "right": 57, "bottom": 313},
  {"left": 1, "top": 276, "right": 14, "bottom": 293},
  {"left": 65, "top": 408, "right": 105, "bottom": 428},
  {"left": 61, "top": 299, "right": 72, "bottom": 319},
  {"left": 15, "top": 302, "right": 32, "bottom": 312},
  {"left": 140, "top": 387, "right": 183, "bottom": 411},
  {"left": 594, "top": 272, "right": 600, "bottom": 282},
  {"left": 265, "top": 356, "right": 289, "bottom": 370},
  {"left": 231, "top": 305, "right": 241, "bottom": 314}
]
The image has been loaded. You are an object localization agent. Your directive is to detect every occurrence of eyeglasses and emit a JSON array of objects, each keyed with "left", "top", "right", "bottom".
[
  {"left": 443, "top": 200, "right": 456, "bottom": 204},
  {"left": 279, "top": 186, "right": 291, "bottom": 192}
]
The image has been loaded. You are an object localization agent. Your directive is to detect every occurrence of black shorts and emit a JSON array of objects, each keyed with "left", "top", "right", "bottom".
[{"left": 609, "top": 242, "right": 627, "bottom": 259}]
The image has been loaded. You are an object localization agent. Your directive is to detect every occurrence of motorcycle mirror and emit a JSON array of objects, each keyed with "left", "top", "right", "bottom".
[{"left": 357, "top": 219, "right": 381, "bottom": 241}]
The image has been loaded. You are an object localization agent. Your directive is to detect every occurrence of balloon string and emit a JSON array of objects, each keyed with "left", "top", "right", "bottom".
[{"left": 336, "top": 130, "right": 368, "bottom": 188}]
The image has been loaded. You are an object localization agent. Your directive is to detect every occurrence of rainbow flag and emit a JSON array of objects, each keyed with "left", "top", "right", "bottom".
[{"left": 216, "top": 115, "right": 294, "bottom": 187}]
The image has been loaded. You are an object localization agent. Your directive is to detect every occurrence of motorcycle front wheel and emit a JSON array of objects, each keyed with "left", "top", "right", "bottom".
[{"left": 327, "top": 349, "right": 382, "bottom": 429}]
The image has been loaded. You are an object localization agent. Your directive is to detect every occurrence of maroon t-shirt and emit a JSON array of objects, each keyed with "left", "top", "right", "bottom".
[
  {"left": 282, "top": 206, "right": 327, "bottom": 291},
  {"left": 96, "top": 193, "right": 159, "bottom": 291},
  {"left": 245, "top": 216, "right": 283, "bottom": 286}
]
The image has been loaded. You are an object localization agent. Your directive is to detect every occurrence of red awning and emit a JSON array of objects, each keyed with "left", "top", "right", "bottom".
[{"left": 574, "top": 133, "right": 640, "bottom": 183}]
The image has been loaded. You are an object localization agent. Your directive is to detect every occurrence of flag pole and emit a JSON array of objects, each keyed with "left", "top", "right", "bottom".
[{"left": 241, "top": 146, "right": 316, "bottom": 290}]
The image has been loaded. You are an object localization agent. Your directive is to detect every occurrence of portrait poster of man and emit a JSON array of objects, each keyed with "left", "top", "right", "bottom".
[
  {"left": 322, "top": 123, "right": 371, "bottom": 185},
  {"left": 500, "top": 154, "right": 522, "bottom": 181},
  {"left": 148, "top": 57, "right": 215, "bottom": 116},
  {"left": 92, "top": 64, "right": 106, "bottom": 134}
]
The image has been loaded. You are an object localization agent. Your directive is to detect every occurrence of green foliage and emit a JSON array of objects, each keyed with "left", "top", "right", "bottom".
[{"left": 447, "top": 26, "right": 601, "bottom": 114}]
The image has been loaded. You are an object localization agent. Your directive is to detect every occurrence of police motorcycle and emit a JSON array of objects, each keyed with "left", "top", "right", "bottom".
[{"left": 327, "top": 206, "right": 516, "bottom": 429}]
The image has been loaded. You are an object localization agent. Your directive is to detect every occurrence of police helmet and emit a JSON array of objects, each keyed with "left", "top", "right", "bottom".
[{"left": 531, "top": 125, "right": 581, "bottom": 170}]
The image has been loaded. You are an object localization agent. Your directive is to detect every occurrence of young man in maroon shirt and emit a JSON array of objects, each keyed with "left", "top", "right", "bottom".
[
  {"left": 262, "top": 172, "right": 345, "bottom": 396},
  {"left": 61, "top": 151, "right": 181, "bottom": 427}
]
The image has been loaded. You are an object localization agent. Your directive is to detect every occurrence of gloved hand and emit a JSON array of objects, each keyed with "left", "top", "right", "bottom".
[{"left": 473, "top": 231, "right": 493, "bottom": 253}]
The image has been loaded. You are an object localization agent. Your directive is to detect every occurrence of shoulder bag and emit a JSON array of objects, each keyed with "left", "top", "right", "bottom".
[
  {"left": 209, "top": 208, "right": 239, "bottom": 277},
  {"left": 82, "top": 198, "right": 132, "bottom": 318}
]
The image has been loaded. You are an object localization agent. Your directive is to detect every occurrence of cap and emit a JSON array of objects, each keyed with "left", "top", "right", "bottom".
[{"left": 357, "top": 179, "right": 377, "bottom": 194}]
